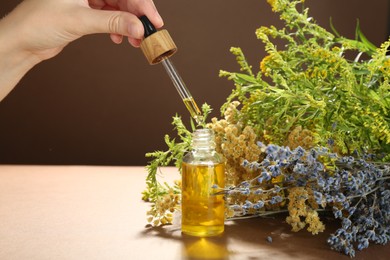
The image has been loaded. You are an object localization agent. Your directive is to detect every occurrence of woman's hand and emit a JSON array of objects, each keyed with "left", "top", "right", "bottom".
[
  {"left": 89, "top": 0, "right": 163, "bottom": 47},
  {"left": 4, "top": 0, "right": 163, "bottom": 61},
  {"left": 0, "top": 0, "right": 163, "bottom": 101}
]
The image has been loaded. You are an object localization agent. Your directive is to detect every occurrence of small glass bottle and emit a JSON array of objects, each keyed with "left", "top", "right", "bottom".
[{"left": 181, "top": 129, "right": 225, "bottom": 237}]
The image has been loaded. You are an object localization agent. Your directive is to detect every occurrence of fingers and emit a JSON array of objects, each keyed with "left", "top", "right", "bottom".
[
  {"left": 87, "top": 0, "right": 164, "bottom": 46},
  {"left": 78, "top": 1, "right": 165, "bottom": 47},
  {"left": 109, "top": 32, "right": 141, "bottom": 47},
  {"left": 128, "top": 37, "right": 142, "bottom": 47},
  {"left": 110, "top": 34, "right": 123, "bottom": 44},
  {"left": 79, "top": 7, "right": 144, "bottom": 42},
  {"left": 125, "top": 0, "right": 164, "bottom": 29}
]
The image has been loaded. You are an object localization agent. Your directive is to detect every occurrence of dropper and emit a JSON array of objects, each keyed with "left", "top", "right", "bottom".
[{"left": 139, "top": 16, "right": 203, "bottom": 124}]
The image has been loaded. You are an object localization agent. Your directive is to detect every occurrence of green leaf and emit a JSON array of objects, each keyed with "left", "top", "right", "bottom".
[
  {"left": 356, "top": 20, "right": 377, "bottom": 53},
  {"left": 236, "top": 73, "right": 259, "bottom": 84}
]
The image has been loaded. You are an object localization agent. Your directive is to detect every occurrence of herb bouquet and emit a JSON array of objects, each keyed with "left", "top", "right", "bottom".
[{"left": 143, "top": 0, "right": 390, "bottom": 257}]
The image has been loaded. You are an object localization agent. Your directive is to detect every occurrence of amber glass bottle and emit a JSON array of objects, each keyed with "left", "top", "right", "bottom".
[{"left": 181, "top": 129, "right": 225, "bottom": 237}]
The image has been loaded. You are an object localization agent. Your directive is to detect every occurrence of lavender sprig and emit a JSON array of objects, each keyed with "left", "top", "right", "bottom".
[{"left": 223, "top": 143, "right": 390, "bottom": 257}]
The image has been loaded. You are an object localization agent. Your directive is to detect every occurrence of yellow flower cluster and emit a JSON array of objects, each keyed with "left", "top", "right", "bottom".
[
  {"left": 146, "top": 188, "right": 180, "bottom": 226},
  {"left": 380, "top": 58, "right": 390, "bottom": 74},
  {"left": 357, "top": 105, "right": 390, "bottom": 144},
  {"left": 209, "top": 101, "right": 262, "bottom": 186},
  {"left": 266, "top": 0, "right": 277, "bottom": 10},
  {"left": 286, "top": 187, "right": 325, "bottom": 234},
  {"left": 311, "top": 47, "right": 340, "bottom": 64},
  {"left": 304, "top": 47, "right": 342, "bottom": 80},
  {"left": 267, "top": 0, "right": 303, "bottom": 13},
  {"left": 260, "top": 54, "right": 274, "bottom": 76}
]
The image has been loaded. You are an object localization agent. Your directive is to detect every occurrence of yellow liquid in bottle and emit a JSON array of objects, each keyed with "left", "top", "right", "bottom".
[
  {"left": 183, "top": 97, "right": 203, "bottom": 125},
  {"left": 181, "top": 162, "right": 225, "bottom": 237}
]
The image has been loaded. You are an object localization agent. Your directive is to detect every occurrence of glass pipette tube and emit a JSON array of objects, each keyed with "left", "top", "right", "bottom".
[{"left": 161, "top": 58, "right": 203, "bottom": 124}]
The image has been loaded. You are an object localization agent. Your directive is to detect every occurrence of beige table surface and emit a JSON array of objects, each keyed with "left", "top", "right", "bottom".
[{"left": 0, "top": 165, "right": 388, "bottom": 260}]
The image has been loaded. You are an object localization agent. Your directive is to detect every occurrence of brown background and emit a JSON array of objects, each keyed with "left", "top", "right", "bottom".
[{"left": 0, "top": 0, "right": 389, "bottom": 166}]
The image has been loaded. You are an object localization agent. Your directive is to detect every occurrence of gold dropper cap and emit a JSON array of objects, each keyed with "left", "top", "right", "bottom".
[{"left": 139, "top": 16, "right": 177, "bottom": 64}]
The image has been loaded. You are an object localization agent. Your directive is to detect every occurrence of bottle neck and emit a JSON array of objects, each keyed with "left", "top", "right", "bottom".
[{"left": 191, "top": 129, "right": 216, "bottom": 151}]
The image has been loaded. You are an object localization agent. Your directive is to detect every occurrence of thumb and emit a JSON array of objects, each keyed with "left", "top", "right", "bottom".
[{"left": 78, "top": 8, "right": 144, "bottom": 40}]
